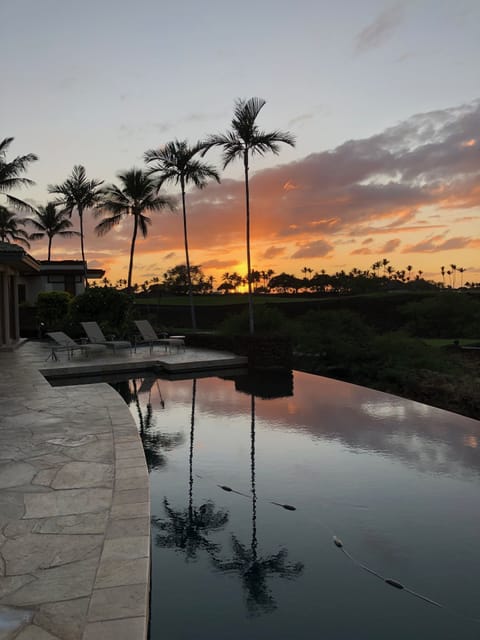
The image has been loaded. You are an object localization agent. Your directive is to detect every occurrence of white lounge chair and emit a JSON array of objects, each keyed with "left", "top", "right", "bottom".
[
  {"left": 134, "top": 320, "right": 185, "bottom": 354},
  {"left": 46, "top": 331, "right": 107, "bottom": 360},
  {"left": 81, "top": 321, "right": 131, "bottom": 353}
]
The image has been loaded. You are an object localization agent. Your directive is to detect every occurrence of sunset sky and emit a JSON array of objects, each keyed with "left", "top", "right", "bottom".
[{"left": 2, "top": 0, "right": 479, "bottom": 286}]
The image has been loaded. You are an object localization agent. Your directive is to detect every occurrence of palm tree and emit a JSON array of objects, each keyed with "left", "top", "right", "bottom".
[
  {"left": 450, "top": 264, "right": 457, "bottom": 288},
  {"left": 211, "top": 394, "right": 303, "bottom": 615},
  {"left": 151, "top": 380, "right": 229, "bottom": 559},
  {"left": 0, "top": 206, "right": 30, "bottom": 247},
  {"left": 0, "top": 137, "right": 38, "bottom": 212},
  {"left": 95, "top": 168, "right": 175, "bottom": 291},
  {"left": 27, "top": 202, "right": 79, "bottom": 260},
  {"left": 48, "top": 165, "right": 103, "bottom": 285},
  {"left": 144, "top": 140, "right": 220, "bottom": 330},
  {"left": 112, "top": 377, "right": 184, "bottom": 471},
  {"left": 203, "top": 98, "right": 295, "bottom": 334}
]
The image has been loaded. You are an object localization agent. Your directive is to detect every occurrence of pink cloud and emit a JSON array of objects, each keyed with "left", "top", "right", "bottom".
[
  {"left": 263, "top": 246, "right": 287, "bottom": 259},
  {"left": 290, "top": 239, "right": 334, "bottom": 259},
  {"left": 403, "top": 235, "right": 477, "bottom": 253},
  {"left": 381, "top": 238, "right": 401, "bottom": 253},
  {"left": 30, "top": 99, "right": 480, "bottom": 282}
]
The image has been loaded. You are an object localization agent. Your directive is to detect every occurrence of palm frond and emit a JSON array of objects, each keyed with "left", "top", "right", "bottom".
[
  {"left": 4, "top": 194, "right": 38, "bottom": 213},
  {"left": 28, "top": 231, "right": 46, "bottom": 240},
  {"left": 138, "top": 214, "right": 151, "bottom": 238},
  {"left": 95, "top": 213, "right": 125, "bottom": 236}
]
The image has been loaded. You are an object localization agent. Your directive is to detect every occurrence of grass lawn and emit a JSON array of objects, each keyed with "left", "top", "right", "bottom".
[{"left": 134, "top": 295, "right": 323, "bottom": 306}]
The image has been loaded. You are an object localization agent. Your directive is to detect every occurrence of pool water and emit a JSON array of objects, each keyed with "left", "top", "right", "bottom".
[{"left": 111, "top": 370, "right": 480, "bottom": 640}]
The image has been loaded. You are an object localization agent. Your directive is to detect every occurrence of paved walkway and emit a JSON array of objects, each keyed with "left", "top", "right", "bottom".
[{"left": 0, "top": 340, "right": 246, "bottom": 640}]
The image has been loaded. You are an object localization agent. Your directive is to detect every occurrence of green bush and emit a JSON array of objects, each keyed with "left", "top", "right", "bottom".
[
  {"left": 294, "top": 309, "right": 375, "bottom": 367},
  {"left": 219, "top": 305, "right": 291, "bottom": 337},
  {"left": 69, "top": 287, "right": 134, "bottom": 337},
  {"left": 401, "top": 292, "right": 480, "bottom": 338},
  {"left": 37, "top": 291, "right": 72, "bottom": 330}
]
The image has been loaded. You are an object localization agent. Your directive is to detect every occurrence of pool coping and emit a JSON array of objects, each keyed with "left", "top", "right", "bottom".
[{"left": 0, "top": 341, "right": 247, "bottom": 640}]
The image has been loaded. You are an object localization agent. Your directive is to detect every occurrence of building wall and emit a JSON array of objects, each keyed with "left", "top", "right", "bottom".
[
  {"left": 21, "top": 274, "right": 86, "bottom": 305},
  {"left": 0, "top": 264, "right": 20, "bottom": 348}
]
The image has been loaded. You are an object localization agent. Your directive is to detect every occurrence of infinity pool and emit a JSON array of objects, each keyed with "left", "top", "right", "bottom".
[{"left": 111, "top": 370, "right": 480, "bottom": 640}]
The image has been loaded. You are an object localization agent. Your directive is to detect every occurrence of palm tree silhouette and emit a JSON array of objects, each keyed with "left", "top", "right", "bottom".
[
  {"left": 152, "top": 379, "right": 229, "bottom": 559},
  {"left": 145, "top": 140, "right": 220, "bottom": 330},
  {"left": 48, "top": 165, "right": 103, "bottom": 286},
  {"left": 0, "top": 206, "right": 31, "bottom": 247},
  {"left": 27, "top": 202, "right": 79, "bottom": 260},
  {"left": 95, "top": 168, "right": 175, "bottom": 291},
  {"left": 211, "top": 394, "right": 303, "bottom": 615},
  {"left": 112, "top": 377, "right": 183, "bottom": 471},
  {"left": 0, "top": 137, "right": 38, "bottom": 213},
  {"left": 203, "top": 98, "right": 295, "bottom": 334}
]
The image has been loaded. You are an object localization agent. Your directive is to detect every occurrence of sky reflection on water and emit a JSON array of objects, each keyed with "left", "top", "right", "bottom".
[{"left": 113, "top": 370, "right": 480, "bottom": 640}]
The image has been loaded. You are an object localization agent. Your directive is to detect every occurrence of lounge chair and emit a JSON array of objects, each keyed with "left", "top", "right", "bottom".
[
  {"left": 134, "top": 320, "right": 185, "bottom": 354},
  {"left": 46, "top": 331, "right": 107, "bottom": 360},
  {"left": 81, "top": 321, "right": 131, "bottom": 353}
]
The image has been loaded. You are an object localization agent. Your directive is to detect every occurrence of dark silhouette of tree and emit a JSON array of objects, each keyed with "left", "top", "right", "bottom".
[
  {"left": 152, "top": 379, "right": 229, "bottom": 559},
  {"left": 0, "top": 206, "right": 30, "bottom": 247},
  {"left": 95, "top": 168, "right": 175, "bottom": 291},
  {"left": 145, "top": 140, "right": 219, "bottom": 330},
  {"left": 212, "top": 394, "right": 303, "bottom": 615},
  {"left": 162, "top": 264, "right": 208, "bottom": 294},
  {"left": 268, "top": 272, "right": 302, "bottom": 293},
  {"left": 27, "top": 202, "right": 79, "bottom": 260},
  {"left": 112, "top": 377, "right": 183, "bottom": 471},
  {"left": 48, "top": 165, "right": 103, "bottom": 285},
  {"left": 450, "top": 264, "right": 457, "bottom": 288},
  {"left": 0, "top": 137, "right": 38, "bottom": 212},
  {"left": 203, "top": 98, "right": 295, "bottom": 334}
]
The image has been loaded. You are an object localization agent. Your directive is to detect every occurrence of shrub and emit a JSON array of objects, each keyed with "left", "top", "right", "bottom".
[
  {"left": 294, "top": 309, "right": 375, "bottom": 364},
  {"left": 36, "top": 291, "right": 72, "bottom": 331},
  {"left": 401, "top": 292, "right": 480, "bottom": 338},
  {"left": 219, "top": 305, "right": 291, "bottom": 337},
  {"left": 69, "top": 287, "right": 134, "bottom": 337}
]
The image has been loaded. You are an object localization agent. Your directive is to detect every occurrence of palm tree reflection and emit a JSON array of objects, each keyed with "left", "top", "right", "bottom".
[
  {"left": 212, "top": 394, "right": 303, "bottom": 616},
  {"left": 152, "top": 379, "right": 229, "bottom": 560},
  {"left": 111, "top": 377, "right": 183, "bottom": 471}
]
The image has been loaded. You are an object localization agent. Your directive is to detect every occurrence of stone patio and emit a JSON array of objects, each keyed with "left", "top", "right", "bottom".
[{"left": 0, "top": 340, "right": 246, "bottom": 639}]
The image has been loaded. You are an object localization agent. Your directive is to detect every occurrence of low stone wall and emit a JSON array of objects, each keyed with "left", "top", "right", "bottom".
[{"left": 187, "top": 333, "right": 292, "bottom": 370}]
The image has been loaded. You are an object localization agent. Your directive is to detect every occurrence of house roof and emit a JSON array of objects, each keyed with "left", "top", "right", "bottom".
[
  {"left": 39, "top": 260, "right": 105, "bottom": 279},
  {"left": 0, "top": 242, "right": 40, "bottom": 273}
]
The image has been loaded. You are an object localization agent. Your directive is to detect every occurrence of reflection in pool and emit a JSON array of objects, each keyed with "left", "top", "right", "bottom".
[{"left": 112, "top": 370, "right": 480, "bottom": 640}]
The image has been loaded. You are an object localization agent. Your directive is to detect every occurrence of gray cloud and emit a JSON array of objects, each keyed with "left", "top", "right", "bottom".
[{"left": 355, "top": 3, "right": 405, "bottom": 53}]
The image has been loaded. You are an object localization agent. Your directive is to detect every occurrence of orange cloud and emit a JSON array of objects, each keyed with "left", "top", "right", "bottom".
[{"left": 27, "top": 99, "right": 480, "bottom": 283}]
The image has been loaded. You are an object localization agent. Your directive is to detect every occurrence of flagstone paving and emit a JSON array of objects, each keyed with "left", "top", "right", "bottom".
[{"left": 0, "top": 340, "right": 246, "bottom": 639}]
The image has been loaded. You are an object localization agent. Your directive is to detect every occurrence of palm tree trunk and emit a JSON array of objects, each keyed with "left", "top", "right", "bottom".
[
  {"left": 244, "top": 152, "right": 254, "bottom": 334},
  {"left": 181, "top": 178, "right": 196, "bottom": 330},
  {"left": 127, "top": 212, "right": 138, "bottom": 292},
  {"left": 188, "top": 378, "right": 197, "bottom": 526},
  {"left": 47, "top": 236, "right": 52, "bottom": 261},
  {"left": 250, "top": 394, "right": 257, "bottom": 561},
  {"left": 78, "top": 207, "right": 89, "bottom": 287}
]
